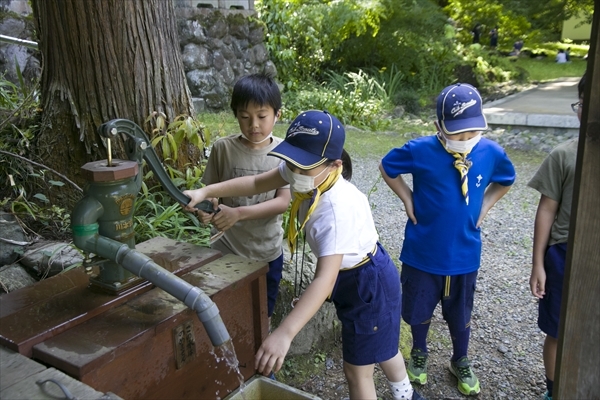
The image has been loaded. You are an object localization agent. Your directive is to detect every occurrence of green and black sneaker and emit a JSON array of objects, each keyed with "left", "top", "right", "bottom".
[
  {"left": 448, "top": 356, "right": 480, "bottom": 396},
  {"left": 407, "top": 348, "right": 428, "bottom": 385}
]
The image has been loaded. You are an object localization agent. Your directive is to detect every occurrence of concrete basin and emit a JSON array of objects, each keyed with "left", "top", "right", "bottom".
[{"left": 225, "top": 375, "right": 321, "bottom": 400}]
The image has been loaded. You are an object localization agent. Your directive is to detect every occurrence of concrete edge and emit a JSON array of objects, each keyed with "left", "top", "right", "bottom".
[
  {"left": 484, "top": 111, "right": 580, "bottom": 128},
  {"left": 482, "top": 77, "right": 581, "bottom": 109}
]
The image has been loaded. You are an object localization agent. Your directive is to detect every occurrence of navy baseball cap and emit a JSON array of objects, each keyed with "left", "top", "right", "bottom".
[
  {"left": 437, "top": 83, "right": 488, "bottom": 135},
  {"left": 269, "top": 110, "right": 345, "bottom": 169}
]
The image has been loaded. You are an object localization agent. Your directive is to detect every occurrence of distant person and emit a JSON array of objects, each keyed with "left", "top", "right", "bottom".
[
  {"left": 489, "top": 26, "right": 498, "bottom": 49},
  {"left": 565, "top": 47, "right": 571, "bottom": 62},
  {"left": 471, "top": 23, "right": 482, "bottom": 44},
  {"left": 198, "top": 73, "right": 291, "bottom": 322},
  {"left": 511, "top": 40, "right": 524, "bottom": 56},
  {"left": 528, "top": 73, "right": 586, "bottom": 400},
  {"left": 380, "top": 83, "right": 516, "bottom": 396},
  {"left": 556, "top": 49, "right": 567, "bottom": 64}
]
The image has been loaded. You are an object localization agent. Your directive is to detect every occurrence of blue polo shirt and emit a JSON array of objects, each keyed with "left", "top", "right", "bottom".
[{"left": 381, "top": 135, "right": 516, "bottom": 275}]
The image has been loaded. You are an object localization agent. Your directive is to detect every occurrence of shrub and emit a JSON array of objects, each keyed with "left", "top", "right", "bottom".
[
  {"left": 283, "top": 69, "right": 395, "bottom": 131},
  {"left": 256, "top": 0, "right": 387, "bottom": 89}
]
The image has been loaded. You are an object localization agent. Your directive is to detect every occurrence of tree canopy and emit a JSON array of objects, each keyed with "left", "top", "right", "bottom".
[{"left": 256, "top": 0, "right": 593, "bottom": 92}]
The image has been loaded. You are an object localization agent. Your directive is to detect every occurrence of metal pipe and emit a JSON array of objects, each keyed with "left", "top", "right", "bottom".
[
  {"left": 0, "top": 34, "right": 38, "bottom": 49},
  {"left": 72, "top": 216, "right": 231, "bottom": 347}
]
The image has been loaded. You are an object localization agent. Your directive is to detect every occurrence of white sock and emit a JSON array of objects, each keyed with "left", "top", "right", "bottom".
[{"left": 388, "top": 376, "right": 414, "bottom": 400}]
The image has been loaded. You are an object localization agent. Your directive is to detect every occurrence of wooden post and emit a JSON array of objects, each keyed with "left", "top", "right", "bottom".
[{"left": 554, "top": 3, "right": 600, "bottom": 398}]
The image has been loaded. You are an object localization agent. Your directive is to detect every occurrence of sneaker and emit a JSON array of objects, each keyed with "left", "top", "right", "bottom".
[
  {"left": 448, "top": 356, "right": 480, "bottom": 396},
  {"left": 407, "top": 348, "right": 428, "bottom": 385},
  {"left": 543, "top": 391, "right": 552, "bottom": 400}
]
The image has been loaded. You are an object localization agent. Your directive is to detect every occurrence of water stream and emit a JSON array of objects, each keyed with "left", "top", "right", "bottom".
[{"left": 211, "top": 340, "right": 247, "bottom": 400}]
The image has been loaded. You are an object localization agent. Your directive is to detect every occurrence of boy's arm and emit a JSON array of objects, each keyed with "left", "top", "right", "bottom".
[
  {"left": 379, "top": 163, "right": 417, "bottom": 224},
  {"left": 183, "top": 168, "right": 286, "bottom": 211},
  {"left": 254, "top": 254, "right": 342, "bottom": 375},
  {"left": 210, "top": 187, "right": 291, "bottom": 231},
  {"left": 530, "top": 194, "right": 559, "bottom": 299},
  {"left": 476, "top": 182, "right": 511, "bottom": 227}
]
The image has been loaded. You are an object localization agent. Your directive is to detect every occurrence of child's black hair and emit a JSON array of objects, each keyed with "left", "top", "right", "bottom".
[
  {"left": 340, "top": 149, "right": 353, "bottom": 181},
  {"left": 230, "top": 73, "right": 282, "bottom": 117},
  {"left": 326, "top": 149, "right": 353, "bottom": 181},
  {"left": 578, "top": 73, "right": 586, "bottom": 100}
]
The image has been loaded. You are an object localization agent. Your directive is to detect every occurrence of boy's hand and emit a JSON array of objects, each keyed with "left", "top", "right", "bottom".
[
  {"left": 210, "top": 204, "right": 240, "bottom": 231},
  {"left": 254, "top": 328, "right": 292, "bottom": 376},
  {"left": 182, "top": 190, "right": 215, "bottom": 224},
  {"left": 529, "top": 265, "right": 547, "bottom": 299},
  {"left": 182, "top": 188, "right": 206, "bottom": 211},
  {"left": 197, "top": 208, "right": 214, "bottom": 225},
  {"left": 403, "top": 199, "right": 417, "bottom": 225},
  {"left": 476, "top": 215, "right": 484, "bottom": 228}
]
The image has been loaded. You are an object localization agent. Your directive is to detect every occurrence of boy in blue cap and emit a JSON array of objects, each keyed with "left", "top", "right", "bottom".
[
  {"left": 185, "top": 110, "right": 424, "bottom": 399},
  {"left": 379, "top": 83, "right": 516, "bottom": 396}
]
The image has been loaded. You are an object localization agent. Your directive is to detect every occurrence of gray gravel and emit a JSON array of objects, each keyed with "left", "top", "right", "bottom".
[{"left": 346, "top": 127, "right": 569, "bottom": 400}]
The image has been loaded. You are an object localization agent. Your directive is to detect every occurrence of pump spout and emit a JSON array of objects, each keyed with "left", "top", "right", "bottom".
[
  {"left": 113, "top": 237, "right": 231, "bottom": 347},
  {"left": 72, "top": 220, "right": 230, "bottom": 347}
]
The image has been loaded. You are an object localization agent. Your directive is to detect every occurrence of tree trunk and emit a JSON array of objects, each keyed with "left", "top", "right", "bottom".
[{"left": 31, "top": 0, "right": 199, "bottom": 201}]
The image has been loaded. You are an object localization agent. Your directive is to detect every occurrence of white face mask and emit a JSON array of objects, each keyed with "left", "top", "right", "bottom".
[
  {"left": 242, "top": 132, "right": 272, "bottom": 144},
  {"left": 442, "top": 132, "right": 482, "bottom": 153},
  {"left": 284, "top": 165, "right": 330, "bottom": 194}
]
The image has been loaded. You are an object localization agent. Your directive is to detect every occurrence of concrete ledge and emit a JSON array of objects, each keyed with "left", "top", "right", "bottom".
[
  {"left": 484, "top": 111, "right": 580, "bottom": 128},
  {"left": 484, "top": 111, "right": 528, "bottom": 126},
  {"left": 1, "top": 346, "right": 122, "bottom": 400},
  {"left": 482, "top": 78, "right": 581, "bottom": 130}
]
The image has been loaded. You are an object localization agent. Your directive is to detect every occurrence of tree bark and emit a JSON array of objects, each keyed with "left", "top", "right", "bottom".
[{"left": 31, "top": 0, "right": 199, "bottom": 199}]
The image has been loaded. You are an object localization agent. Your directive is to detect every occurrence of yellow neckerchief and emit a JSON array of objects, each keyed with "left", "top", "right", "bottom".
[
  {"left": 437, "top": 133, "right": 472, "bottom": 205},
  {"left": 287, "top": 166, "right": 342, "bottom": 254}
]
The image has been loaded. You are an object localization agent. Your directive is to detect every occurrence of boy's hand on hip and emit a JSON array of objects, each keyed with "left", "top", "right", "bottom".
[
  {"left": 404, "top": 201, "right": 417, "bottom": 225},
  {"left": 406, "top": 203, "right": 417, "bottom": 225}
]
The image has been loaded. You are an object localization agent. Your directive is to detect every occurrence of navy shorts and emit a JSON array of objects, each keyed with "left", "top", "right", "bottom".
[
  {"left": 267, "top": 253, "right": 284, "bottom": 317},
  {"left": 331, "top": 243, "right": 401, "bottom": 366},
  {"left": 401, "top": 264, "right": 477, "bottom": 333},
  {"left": 538, "top": 243, "right": 567, "bottom": 338}
]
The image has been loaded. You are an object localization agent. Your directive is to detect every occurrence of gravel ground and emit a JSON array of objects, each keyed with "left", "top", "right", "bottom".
[{"left": 289, "top": 128, "right": 573, "bottom": 400}]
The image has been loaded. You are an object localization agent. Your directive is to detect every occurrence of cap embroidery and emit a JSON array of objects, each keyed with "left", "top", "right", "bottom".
[
  {"left": 287, "top": 122, "right": 320, "bottom": 137},
  {"left": 450, "top": 98, "right": 477, "bottom": 117}
]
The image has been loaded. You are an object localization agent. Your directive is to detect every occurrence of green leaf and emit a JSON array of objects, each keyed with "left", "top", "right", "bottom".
[
  {"left": 34, "top": 193, "right": 49, "bottom": 203},
  {"left": 151, "top": 135, "right": 164, "bottom": 148}
]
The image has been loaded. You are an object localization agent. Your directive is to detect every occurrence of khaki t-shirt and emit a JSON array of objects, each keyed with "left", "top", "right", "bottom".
[
  {"left": 527, "top": 138, "right": 578, "bottom": 246},
  {"left": 201, "top": 134, "right": 286, "bottom": 262}
]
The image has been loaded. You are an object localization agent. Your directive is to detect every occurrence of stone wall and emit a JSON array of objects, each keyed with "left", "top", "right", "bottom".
[
  {"left": 0, "top": 0, "right": 276, "bottom": 113},
  {"left": 174, "top": 4, "right": 277, "bottom": 112},
  {"left": 0, "top": 0, "right": 37, "bottom": 85}
]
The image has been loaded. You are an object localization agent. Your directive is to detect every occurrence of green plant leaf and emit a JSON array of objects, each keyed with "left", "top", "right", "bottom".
[{"left": 34, "top": 193, "right": 49, "bottom": 203}]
